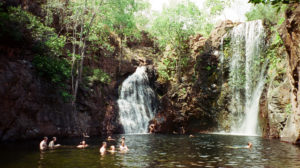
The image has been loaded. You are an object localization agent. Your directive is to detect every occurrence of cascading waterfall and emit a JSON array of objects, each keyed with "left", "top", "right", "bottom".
[
  {"left": 226, "top": 20, "right": 266, "bottom": 136},
  {"left": 117, "top": 66, "right": 157, "bottom": 134}
]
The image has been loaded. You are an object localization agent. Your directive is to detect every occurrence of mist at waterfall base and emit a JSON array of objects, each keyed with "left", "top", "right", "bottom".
[
  {"left": 117, "top": 66, "right": 157, "bottom": 134},
  {"left": 220, "top": 20, "right": 267, "bottom": 136}
]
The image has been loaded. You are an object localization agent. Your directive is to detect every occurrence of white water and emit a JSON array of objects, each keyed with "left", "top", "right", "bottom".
[
  {"left": 227, "top": 20, "right": 266, "bottom": 136},
  {"left": 117, "top": 66, "right": 157, "bottom": 134}
]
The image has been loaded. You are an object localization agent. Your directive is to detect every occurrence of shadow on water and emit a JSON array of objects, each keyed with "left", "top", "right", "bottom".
[{"left": 0, "top": 134, "right": 300, "bottom": 168}]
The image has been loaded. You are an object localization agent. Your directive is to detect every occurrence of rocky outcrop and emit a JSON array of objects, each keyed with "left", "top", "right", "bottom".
[
  {"left": 278, "top": 3, "right": 300, "bottom": 143},
  {"left": 260, "top": 58, "right": 291, "bottom": 138},
  {"left": 0, "top": 56, "right": 77, "bottom": 141},
  {"left": 0, "top": 47, "right": 139, "bottom": 141},
  {"left": 151, "top": 20, "right": 238, "bottom": 134}
]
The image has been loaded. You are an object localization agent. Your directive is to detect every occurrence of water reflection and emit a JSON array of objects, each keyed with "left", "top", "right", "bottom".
[
  {"left": 38, "top": 151, "right": 45, "bottom": 168},
  {"left": 1, "top": 134, "right": 300, "bottom": 168}
]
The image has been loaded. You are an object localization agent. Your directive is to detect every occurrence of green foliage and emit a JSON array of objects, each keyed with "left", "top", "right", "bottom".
[
  {"left": 267, "top": 32, "right": 284, "bottom": 70},
  {"left": 178, "top": 87, "right": 187, "bottom": 97},
  {"left": 87, "top": 68, "right": 111, "bottom": 85},
  {"left": 285, "top": 103, "right": 292, "bottom": 114},
  {"left": 245, "top": 3, "right": 287, "bottom": 23},
  {"left": 222, "top": 37, "right": 232, "bottom": 59},
  {"left": 149, "top": 1, "right": 203, "bottom": 49},
  {"left": 205, "top": 0, "right": 231, "bottom": 16},
  {"left": 6, "top": 7, "right": 66, "bottom": 56},
  {"left": 246, "top": 4, "right": 277, "bottom": 23},
  {"left": 60, "top": 90, "right": 73, "bottom": 103},
  {"left": 157, "top": 57, "right": 177, "bottom": 81},
  {"left": 33, "top": 55, "right": 71, "bottom": 84},
  {"left": 249, "top": 0, "right": 299, "bottom": 5},
  {"left": 0, "top": 6, "right": 70, "bottom": 85}
]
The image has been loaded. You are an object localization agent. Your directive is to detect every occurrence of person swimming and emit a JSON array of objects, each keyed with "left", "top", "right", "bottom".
[
  {"left": 149, "top": 124, "right": 155, "bottom": 134},
  {"left": 39, "top": 137, "right": 48, "bottom": 151},
  {"left": 99, "top": 141, "right": 107, "bottom": 155},
  {"left": 108, "top": 145, "right": 116, "bottom": 153},
  {"left": 48, "top": 137, "right": 61, "bottom": 149},
  {"left": 77, "top": 140, "right": 88, "bottom": 149},
  {"left": 247, "top": 142, "right": 252, "bottom": 149},
  {"left": 107, "top": 136, "right": 115, "bottom": 141},
  {"left": 119, "top": 136, "right": 128, "bottom": 152},
  {"left": 227, "top": 142, "right": 253, "bottom": 149}
]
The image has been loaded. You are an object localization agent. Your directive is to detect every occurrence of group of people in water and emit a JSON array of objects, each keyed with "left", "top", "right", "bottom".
[
  {"left": 39, "top": 135, "right": 129, "bottom": 155},
  {"left": 39, "top": 137, "right": 61, "bottom": 150},
  {"left": 99, "top": 136, "right": 128, "bottom": 155},
  {"left": 40, "top": 133, "right": 252, "bottom": 155}
]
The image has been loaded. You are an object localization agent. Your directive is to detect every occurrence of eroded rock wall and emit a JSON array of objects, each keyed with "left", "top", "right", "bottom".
[
  {"left": 278, "top": 3, "right": 300, "bottom": 143},
  {"left": 151, "top": 20, "right": 237, "bottom": 134},
  {"left": 0, "top": 46, "right": 137, "bottom": 141}
]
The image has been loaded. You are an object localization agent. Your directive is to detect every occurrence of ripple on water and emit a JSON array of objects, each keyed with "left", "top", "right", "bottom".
[
  {"left": 190, "top": 162, "right": 203, "bottom": 167},
  {"left": 224, "top": 153, "right": 232, "bottom": 156},
  {"left": 200, "top": 155, "right": 210, "bottom": 158},
  {"left": 208, "top": 160, "right": 217, "bottom": 163},
  {"left": 2, "top": 134, "right": 300, "bottom": 168}
]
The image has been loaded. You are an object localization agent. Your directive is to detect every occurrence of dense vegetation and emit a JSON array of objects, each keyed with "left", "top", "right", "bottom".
[
  {"left": 0, "top": 0, "right": 232, "bottom": 102},
  {"left": 1, "top": 0, "right": 299, "bottom": 139}
]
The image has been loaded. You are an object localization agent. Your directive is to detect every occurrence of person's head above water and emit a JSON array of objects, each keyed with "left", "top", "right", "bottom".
[
  {"left": 82, "top": 141, "right": 86, "bottom": 145},
  {"left": 110, "top": 145, "right": 115, "bottom": 150},
  {"left": 102, "top": 141, "right": 107, "bottom": 147},
  {"left": 247, "top": 142, "right": 252, "bottom": 148},
  {"left": 121, "top": 136, "right": 125, "bottom": 146},
  {"left": 53, "top": 137, "right": 57, "bottom": 141}
]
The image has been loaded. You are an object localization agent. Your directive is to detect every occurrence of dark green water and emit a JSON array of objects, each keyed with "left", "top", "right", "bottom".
[{"left": 1, "top": 134, "right": 300, "bottom": 168}]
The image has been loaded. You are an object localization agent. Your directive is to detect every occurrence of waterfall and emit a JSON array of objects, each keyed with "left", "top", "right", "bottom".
[
  {"left": 226, "top": 20, "right": 266, "bottom": 135},
  {"left": 117, "top": 66, "right": 157, "bottom": 134}
]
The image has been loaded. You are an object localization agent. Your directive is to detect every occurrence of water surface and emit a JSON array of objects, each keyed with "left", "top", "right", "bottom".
[{"left": 1, "top": 134, "right": 300, "bottom": 168}]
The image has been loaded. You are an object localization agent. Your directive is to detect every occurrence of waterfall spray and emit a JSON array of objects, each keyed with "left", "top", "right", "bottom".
[
  {"left": 226, "top": 20, "right": 266, "bottom": 136},
  {"left": 117, "top": 66, "right": 157, "bottom": 134}
]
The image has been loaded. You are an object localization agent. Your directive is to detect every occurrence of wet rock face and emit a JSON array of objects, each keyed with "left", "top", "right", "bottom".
[
  {"left": 151, "top": 21, "right": 239, "bottom": 134},
  {"left": 0, "top": 47, "right": 137, "bottom": 141},
  {"left": 261, "top": 71, "right": 290, "bottom": 138},
  {"left": 279, "top": 3, "right": 300, "bottom": 143},
  {"left": 0, "top": 57, "right": 78, "bottom": 141}
]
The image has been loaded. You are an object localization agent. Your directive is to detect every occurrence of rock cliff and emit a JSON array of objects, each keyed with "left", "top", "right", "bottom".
[{"left": 278, "top": 3, "right": 300, "bottom": 143}]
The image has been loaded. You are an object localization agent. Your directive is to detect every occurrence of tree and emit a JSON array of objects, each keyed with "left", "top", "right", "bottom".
[
  {"left": 43, "top": 0, "right": 148, "bottom": 104},
  {"left": 149, "top": 0, "right": 204, "bottom": 82},
  {"left": 249, "top": 0, "right": 299, "bottom": 5}
]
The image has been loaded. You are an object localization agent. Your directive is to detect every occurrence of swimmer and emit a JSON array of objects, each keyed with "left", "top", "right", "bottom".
[
  {"left": 108, "top": 145, "right": 116, "bottom": 153},
  {"left": 247, "top": 142, "right": 252, "bottom": 149},
  {"left": 107, "top": 136, "right": 115, "bottom": 141},
  {"left": 119, "top": 136, "right": 128, "bottom": 152},
  {"left": 48, "top": 137, "right": 61, "bottom": 149},
  {"left": 226, "top": 142, "right": 253, "bottom": 149},
  {"left": 189, "top": 134, "right": 194, "bottom": 138},
  {"left": 149, "top": 124, "right": 155, "bottom": 134},
  {"left": 40, "top": 137, "right": 48, "bottom": 150},
  {"left": 77, "top": 140, "right": 88, "bottom": 149},
  {"left": 99, "top": 142, "right": 107, "bottom": 155}
]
